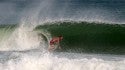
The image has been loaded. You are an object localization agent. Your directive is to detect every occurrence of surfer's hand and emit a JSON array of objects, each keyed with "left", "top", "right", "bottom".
[{"left": 59, "top": 46, "right": 61, "bottom": 49}]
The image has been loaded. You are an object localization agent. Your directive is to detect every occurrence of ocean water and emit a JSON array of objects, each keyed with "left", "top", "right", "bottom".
[
  {"left": 0, "top": 0, "right": 125, "bottom": 70},
  {"left": 35, "top": 21, "right": 125, "bottom": 54},
  {"left": 0, "top": 21, "right": 125, "bottom": 70}
]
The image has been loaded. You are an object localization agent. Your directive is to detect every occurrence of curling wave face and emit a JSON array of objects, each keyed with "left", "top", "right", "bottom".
[{"left": 35, "top": 21, "right": 125, "bottom": 54}]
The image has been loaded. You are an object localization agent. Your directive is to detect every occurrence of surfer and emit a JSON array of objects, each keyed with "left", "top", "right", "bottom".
[{"left": 48, "top": 36, "right": 63, "bottom": 51}]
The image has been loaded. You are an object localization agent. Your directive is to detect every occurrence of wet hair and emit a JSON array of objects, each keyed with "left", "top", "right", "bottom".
[
  {"left": 58, "top": 35, "right": 63, "bottom": 40},
  {"left": 58, "top": 35, "right": 62, "bottom": 37}
]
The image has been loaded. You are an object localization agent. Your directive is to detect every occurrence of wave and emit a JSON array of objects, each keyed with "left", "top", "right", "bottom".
[
  {"left": 0, "top": 21, "right": 125, "bottom": 54},
  {"left": 0, "top": 21, "right": 125, "bottom": 70},
  {"left": 35, "top": 21, "right": 125, "bottom": 54}
]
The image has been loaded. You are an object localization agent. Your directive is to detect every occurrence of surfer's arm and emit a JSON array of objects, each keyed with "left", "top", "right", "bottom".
[
  {"left": 59, "top": 46, "right": 61, "bottom": 49},
  {"left": 58, "top": 42, "right": 61, "bottom": 49}
]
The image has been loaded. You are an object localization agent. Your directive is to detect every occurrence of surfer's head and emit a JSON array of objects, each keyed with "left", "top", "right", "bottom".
[{"left": 58, "top": 35, "right": 63, "bottom": 40}]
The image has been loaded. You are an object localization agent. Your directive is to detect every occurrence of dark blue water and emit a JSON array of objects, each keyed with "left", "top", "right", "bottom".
[
  {"left": 0, "top": 0, "right": 125, "bottom": 24},
  {"left": 55, "top": 0, "right": 125, "bottom": 22}
]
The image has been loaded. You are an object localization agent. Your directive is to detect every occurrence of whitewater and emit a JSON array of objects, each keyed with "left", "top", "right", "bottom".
[
  {"left": 0, "top": 0, "right": 125, "bottom": 70},
  {"left": 0, "top": 49, "right": 125, "bottom": 70}
]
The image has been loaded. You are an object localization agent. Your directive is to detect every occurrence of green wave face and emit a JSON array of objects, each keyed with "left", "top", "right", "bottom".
[
  {"left": 0, "top": 25, "right": 16, "bottom": 41},
  {"left": 35, "top": 21, "right": 125, "bottom": 54}
]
